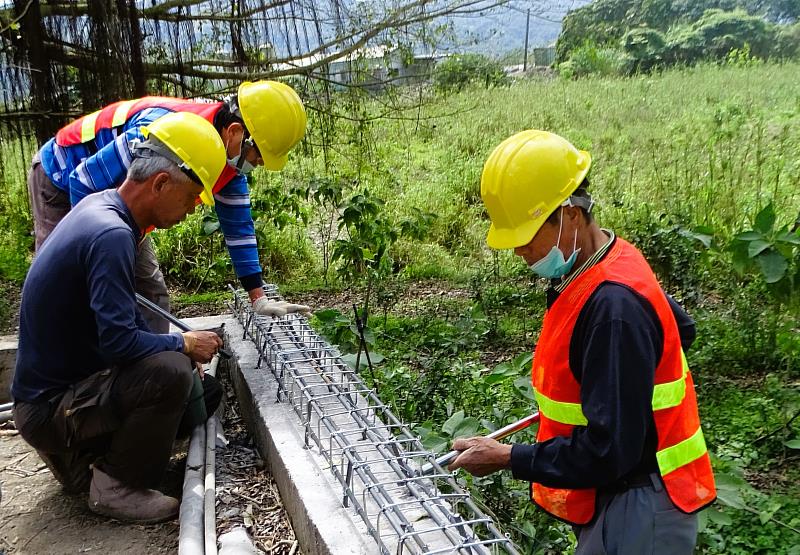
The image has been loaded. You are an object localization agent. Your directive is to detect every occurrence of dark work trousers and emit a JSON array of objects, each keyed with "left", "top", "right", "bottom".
[
  {"left": 134, "top": 236, "right": 171, "bottom": 334},
  {"left": 13, "top": 352, "right": 222, "bottom": 492},
  {"left": 574, "top": 474, "right": 698, "bottom": 555},
  {"left": 27, "top": 152, "right": 171, "bottom": 333},
  {"left": 27, "top": 153, "right": 70, "bottom": 253}
]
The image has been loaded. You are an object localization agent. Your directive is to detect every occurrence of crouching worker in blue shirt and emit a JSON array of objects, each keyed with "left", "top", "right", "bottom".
[{"left": 12, "top": 112, "right": 227, "bottom": 524}]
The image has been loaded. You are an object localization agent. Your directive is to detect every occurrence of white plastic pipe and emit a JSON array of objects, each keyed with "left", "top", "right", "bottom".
[
  {"left": 205, "top": 355, "right": 221, "bottom": 555},
  {"left": 179, "top": 354, "right": 222, "bottom": 555},
  {"left": 204, "top": 418, "right": 218, "bottom": 553},
  {"left": 0, "top": 410, "right": 13, "bottom": 424},
  {"left": 179, "top": 422, "right": 206, "bottom": 555}
]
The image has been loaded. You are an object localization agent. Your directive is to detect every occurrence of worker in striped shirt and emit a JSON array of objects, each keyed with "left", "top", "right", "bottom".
[{"left": 28, "top": 81, "right": 310, "bottom": 332}]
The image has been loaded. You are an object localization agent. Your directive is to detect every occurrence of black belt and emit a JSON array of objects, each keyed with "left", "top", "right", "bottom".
[{"left": 599, "top": 471, "right": 657, "bottom": 494}]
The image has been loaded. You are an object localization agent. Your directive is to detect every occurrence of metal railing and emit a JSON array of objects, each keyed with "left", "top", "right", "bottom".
[{"left": 228, "top": 285, "right": 520, "bottom": 555}]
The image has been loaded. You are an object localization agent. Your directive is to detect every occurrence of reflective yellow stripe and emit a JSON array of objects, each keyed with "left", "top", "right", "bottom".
[
  {"left": 652, "top": 350, "right": 689, "bottom": 411},
  {"left": 111, "top": 100, "right": 137, "bottom": 127},
  {"left": 80, "top": 111, "right": 101, "bottom": 142},
  {"left": 537, "top": 351, "right": 689, "bottom": 425},
  {"left": 534, "top": 389, "right": 588, "bottom": 426},
  {"left": 656, "top": 426, "right": 707, "bottom": 475}
]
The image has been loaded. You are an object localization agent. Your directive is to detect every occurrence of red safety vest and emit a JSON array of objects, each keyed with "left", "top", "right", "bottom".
[
  {"left": 530, "top": 238, "right": 716, "bottom": 525},
  {"left": 55, "top": 96, "right": 237, "bottom": 195}
]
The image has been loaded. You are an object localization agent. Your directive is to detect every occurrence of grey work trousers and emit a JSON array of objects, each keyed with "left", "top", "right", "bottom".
[
  {"left": 13, "top": 352, "right": 222, "bottom": 492},
  {"left": 574, "top": 474, "right": 698, "bottom": 555},
  {"left": 28, "top": 155, "right": 171, "bottom": 333}
]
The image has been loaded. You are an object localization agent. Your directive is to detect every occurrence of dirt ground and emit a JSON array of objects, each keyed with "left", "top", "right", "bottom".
[
  {"left": 0, "top": 372, "right": 299, "bottom": 555},
  {"left": 0, "top": 427, "right": 179, "bottom": 554}
]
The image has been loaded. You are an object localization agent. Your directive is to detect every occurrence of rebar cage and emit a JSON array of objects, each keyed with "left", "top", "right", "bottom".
[{"left": 228, "top": 285, "right": 520, "bottom": 555}]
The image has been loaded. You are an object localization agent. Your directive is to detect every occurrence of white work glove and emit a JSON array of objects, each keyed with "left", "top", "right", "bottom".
[{"left": 252, "top": 297, "right": 312, "bottom": 317}]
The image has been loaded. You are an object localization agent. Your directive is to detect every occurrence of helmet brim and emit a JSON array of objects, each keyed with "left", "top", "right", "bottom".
[
  {"left": 486, "top": 217, "right": 544, "bottom": 250},
  {"left": 199, "top": 189, "right": 215, "bottom": 207},
  {"left": 262, "top": 152, "right": 288, "bottom": 171}
]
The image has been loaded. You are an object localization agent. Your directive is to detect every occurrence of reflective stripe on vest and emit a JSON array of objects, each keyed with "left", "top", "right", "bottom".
[
  {"left": 657, "top": 425, "right": 707, "bottom": 476},
  {"left": 112, "top": 100, "right": 138, "bottom": 127},
  {"left": 535, "top": 349, "right": 691, "bottom": 426},
  {"left": 652, "top": 350, "right": 689, "bottom": 410},
  {"left": 534, "top": 389, "right": 587, "bottom": 426},
  {"left": 81, "top": 111, "right": 101, "bottom": 143}
]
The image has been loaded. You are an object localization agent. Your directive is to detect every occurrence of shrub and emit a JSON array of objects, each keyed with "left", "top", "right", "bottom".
[
  {"left": 621, "top": 27, "right": 667, "bottom": 72},
  {"left": 433, "top": 54, "right": 509, "bottom": 93},
  {"left": 558, "top": 41, "right": 631, "bottom": 78}
]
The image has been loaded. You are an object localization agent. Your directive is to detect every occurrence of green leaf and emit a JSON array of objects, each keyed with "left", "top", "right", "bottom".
[
  {"left": 450, "top": 416, "right": 481, "bottom": 439},
  {"left": 202, "top": 220, "right": 220, "bottom": 235},
  {"left": 716, "top": 488, "right": 746, "bottom": 510},
  {"left": 677, "top": 227, "right": 713, "bottom": 248},
  {"left": 747, "top": 240, "right": 771, "bottom": 258},
  {"left": 513, "top": 376, "right": 536, "bottom": 401},
  {"left": 314, "top": 308, "right": 341, "bottom": 322},
  {"left": 776, "top": 231, "right": 800, "bottom": 246},
  {"left": 361, "top": 327, "right": 376, "bottom": 345},
  {"left": 340, "top": 353, "right": 366, "bottom": 370},
  {"left": 735, "top": 230, "right": 763, "bottom": 241},
  {"left": 485, "top": 372, "right": 512, "bottom": 385},
  {"left": 420, "top": 432, "right": 449, "bottom": 454},
  {"left": 705, "top": 507, "right": 733, "bottom": 526},
  {"left": 513, "top": 351, "right": 534, "bottom": 372},
  {"left": 753, "top": 203, "right": 776, "bottom": 235},
  {"left": 756, "top": 250, "right": 789, "bottom": 283},
  {"left": 729, "top": 240, "right": 751, "bottom": 275},
  {"left": 784, "top": 439, "right": 800, "bottom": 449},
  {"left": 442, "top": 410, "right": 466, "bottom": 437}
]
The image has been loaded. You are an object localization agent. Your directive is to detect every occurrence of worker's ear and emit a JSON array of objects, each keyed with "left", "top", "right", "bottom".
[
  {"left": 564, "top": 205, "right": 583, "bottom": 224},
  {"left": 224, "top": 122, "right": 244, "bottom": 143},
  {"left": 151, "top": 171, "right": 171, "bottom": 196}
]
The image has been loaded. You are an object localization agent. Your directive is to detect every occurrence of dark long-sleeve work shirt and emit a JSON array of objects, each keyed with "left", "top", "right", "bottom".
[
  {"left": 510, "top": 256, "right": 696, "bottom": 490},
  {"left": 12, "top": 190, "right": 184, "bottom": 403}
]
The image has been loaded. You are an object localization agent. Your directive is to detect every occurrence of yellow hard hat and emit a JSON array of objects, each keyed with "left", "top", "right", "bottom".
[
  {"left": 139, "top": 112, "right": 226, "bottom": 206},
  {"left": 481, "top": 130, "right": 592, "bottom": 250},
  {"left": 237, "top": 80, "right": 307, "bottom": 171}
]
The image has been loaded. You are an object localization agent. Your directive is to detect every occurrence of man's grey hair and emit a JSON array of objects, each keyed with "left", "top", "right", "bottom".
[{"left": 127, "top": 153, "right": 189, "bottom": 184}]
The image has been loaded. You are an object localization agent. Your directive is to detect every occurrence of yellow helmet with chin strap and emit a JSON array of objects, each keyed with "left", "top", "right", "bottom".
[
  {"left": 138, "top": 112, "right": 226, "bottom": 206},
  {"left": 480, "top": 130, "right": 592, "bottom": 250},
  {"left": 236, "top": 80, "right": 307, "bottom": 171}
]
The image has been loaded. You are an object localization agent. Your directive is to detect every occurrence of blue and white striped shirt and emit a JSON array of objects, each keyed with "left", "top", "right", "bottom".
[{"left": 38, "top": 107, "right": 263, "bottom": 288}]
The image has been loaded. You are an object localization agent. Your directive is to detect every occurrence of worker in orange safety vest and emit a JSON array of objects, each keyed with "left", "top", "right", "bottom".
[{"left": 449, "top": 130, "right": 716, "bottom": 554}]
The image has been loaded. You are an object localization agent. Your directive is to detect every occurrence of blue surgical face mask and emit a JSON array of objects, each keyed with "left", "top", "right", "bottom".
[{"left": 529, "top": 207, "right": 581, "bottom": 279}]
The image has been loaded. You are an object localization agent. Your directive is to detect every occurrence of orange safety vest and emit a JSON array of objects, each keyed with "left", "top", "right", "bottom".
[
  {"left": 55, "top": 97, "right": 237, "bottom": 195},
  {"left": 530, "top": 238, "right": 716, "bottom": 525}
]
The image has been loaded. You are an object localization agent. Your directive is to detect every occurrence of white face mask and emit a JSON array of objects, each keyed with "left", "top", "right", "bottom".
[{"left": 226, "top": 136, "right": 256, "bottom": 175}]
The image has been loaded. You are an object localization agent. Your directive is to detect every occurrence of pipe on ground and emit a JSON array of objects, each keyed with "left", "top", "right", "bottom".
[
  {"left": 179, "top": 421, "right": 206, "bottom": 555},
  {"left": 0, "top": 410, "right": 13, "bottom": 424},
  {"left": 179, "top": 354, "right": 221, "bottom": 555}
]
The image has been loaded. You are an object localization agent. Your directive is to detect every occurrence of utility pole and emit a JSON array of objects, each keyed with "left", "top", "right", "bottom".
[{"left": 523, "top": 7, "right": 531, "bottom": 72}]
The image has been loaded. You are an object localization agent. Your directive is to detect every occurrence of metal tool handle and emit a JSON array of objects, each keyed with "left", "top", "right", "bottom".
[
  {"left": 135, "top": 293, "right": 231, "bottom": 359},
  {"left": 418, "top": 412, "right": 540, "bottom": 475}
]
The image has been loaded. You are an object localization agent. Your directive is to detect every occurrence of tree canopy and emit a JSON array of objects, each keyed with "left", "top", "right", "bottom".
[{"left": 555, "top": 0, "right": 800, "bottom": 72}]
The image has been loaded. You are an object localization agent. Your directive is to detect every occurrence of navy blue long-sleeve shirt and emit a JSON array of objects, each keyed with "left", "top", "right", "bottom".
[
  {"left": 510, "top": 259, "right": 695, "bottom": 490},
  {"left": 12, "top": 190, "right": 184, "bottom": 403}
]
